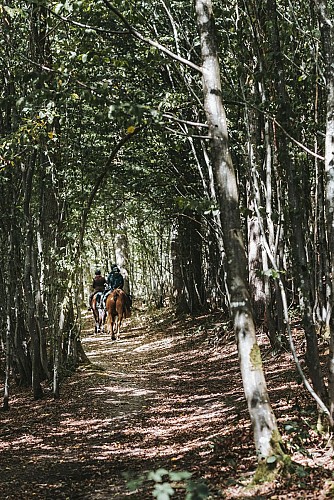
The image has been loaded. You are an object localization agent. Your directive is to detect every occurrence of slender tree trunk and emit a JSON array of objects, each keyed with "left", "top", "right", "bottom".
[
  {"left": 53, "top": 298, "right": 66, "bottom": 400},
  {"left": 267, "top": 0, "right": 327, "bottom": 401},
  {"left": 194, "top": 218, "right": 205, "bottom": 311},
  {"left": 243, "top": 1, "right": 284, "bottom": 347},
  {"left": 171, "top": 218, "right": 189, "bottom": 314},
  {"left": 114, "top": 213, "right": 131, "bottom": 295},
  {"left": 22, "top": 152, "right": 44, "bottom": 399},
  {"left": 243, "top": 86, "right": 266, "bottom": 328},
  {"left": 195, "top": 0, "right": 286, "bottom": 477},
  {"left": 3, "top": 289, "right": 11, "bottom": 411},
  {"left": 317, "top": 0, "right": 334, "bottom": 424}
]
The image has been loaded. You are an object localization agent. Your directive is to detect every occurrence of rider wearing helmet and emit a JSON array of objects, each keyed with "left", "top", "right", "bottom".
[
  {"left": 89, "top": 269, "right": 107, "bottom": 308},
  {"left": 107, "top": 264, "right": 124, "bottom": 290},
  {"left": 100, "top": 265, "right": 125, "bottom": 310}
]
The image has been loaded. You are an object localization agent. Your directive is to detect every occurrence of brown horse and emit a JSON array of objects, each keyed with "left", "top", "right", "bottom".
[
  {"left": 91, "top": 292, "right": 106, "bottom": 334},
  {"left": 105, "top": 289, "right": 131, "bottom": 340}
]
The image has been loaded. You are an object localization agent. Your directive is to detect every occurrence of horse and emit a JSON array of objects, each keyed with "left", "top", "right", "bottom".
[
  {"left": 105, "top": 289, "right": 131, "bottom": 340},
  {"left": 90, "top": 291, "right": 106, "bottom": 334}
]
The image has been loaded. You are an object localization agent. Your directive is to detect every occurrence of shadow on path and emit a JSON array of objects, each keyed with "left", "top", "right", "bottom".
[{"left": 1, "top": 309, "right": 331, "bottom": 499}]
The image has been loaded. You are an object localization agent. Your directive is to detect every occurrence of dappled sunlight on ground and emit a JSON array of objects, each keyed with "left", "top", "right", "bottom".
[{"left": 1, "top": 308, "right": 333, "bottom": 498}]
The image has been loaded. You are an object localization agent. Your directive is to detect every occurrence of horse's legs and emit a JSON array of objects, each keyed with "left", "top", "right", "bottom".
[
  {"left": 111, "top": 315, "right": 117, "bottom": 341},
  {"left": 101, "top": 312, "right": 105, "bottom": 333},
  {"left": 95, "top": 313, "right": 100, "bottom": 333},
  {"left": 92, "top": 307, "right": 98, "bottom": 334},
  {"left": 106, "top": 307, "right": 116, "bottom": 340},
  {"left": 98, "top": 309, "right": 105, "bottom": 333},
  {"left": 116, "top": 316, "right": 121, "bottom": 339},
  {"left": 108, "top": 312, "right": 113, "bottom": 339}
]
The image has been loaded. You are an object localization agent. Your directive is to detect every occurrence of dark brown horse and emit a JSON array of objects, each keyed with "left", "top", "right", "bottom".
[
  {"left": 91, "top": 292, "right": 106, "bottom": 334},
  {"left": 105, "top": 289, "right": 131, "bottom": 340}
]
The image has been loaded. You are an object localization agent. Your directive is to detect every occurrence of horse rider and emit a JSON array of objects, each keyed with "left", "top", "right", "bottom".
[
  {"left": 102, "top": 264, "right": 127, "bottom": 309},
  {"left": 89, "top": 269, "right": 107, "bottom": 309},
  {"left": 107, "top": 264, "right": 124, "bottom": 290}
]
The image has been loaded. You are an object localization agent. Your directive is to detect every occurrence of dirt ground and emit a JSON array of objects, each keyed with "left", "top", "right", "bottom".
[{"left": 1, "top": 307, "right": 334, "bottom": 499}]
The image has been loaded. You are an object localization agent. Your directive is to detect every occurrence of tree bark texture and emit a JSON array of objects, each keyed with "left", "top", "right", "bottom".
[
  {"left": 317, "top": 0, "right": 334, "bottom": 424},
  {"left": 195, "top": 0, "right": 285, "bottom": 466}
]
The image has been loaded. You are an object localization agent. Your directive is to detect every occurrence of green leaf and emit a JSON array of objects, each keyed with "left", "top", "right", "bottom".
[
  {"left": 147, "top": 468, "right": 169, "bottom": 482},
  {"left": 169, "top": 471, "right": 192, "bottom": 481},
  {"left": 3, "top": 5, "right": 19, "bottom": 17},
  {"left": 54, "top": 3, "right": 63, "bottom": 14},
  {"left": 152, "top": 482, "right": 175, "bottom": 499},
  {"left": 186, "top": 480, "right": 209, "bottom": 499}
]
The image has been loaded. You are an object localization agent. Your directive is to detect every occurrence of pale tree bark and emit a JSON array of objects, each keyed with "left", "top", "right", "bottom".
[
  {"left": 194, "top": 0, "right": 286, "bottom": 476},
  {"left": 317, "top": 0, "right": 334, "bottom": 425},
  {"left": 114, "top": 214, "right": 131, "bottom": 295},
  {"left": 3, "top": 281, "right": 11, "bottom": 411}
]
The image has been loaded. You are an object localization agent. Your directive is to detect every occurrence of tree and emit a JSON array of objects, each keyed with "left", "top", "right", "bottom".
[
  {"left": 194, "top": 0, "right": 286, "bottom": 478},
  {"left": 3, "top": 0, "right": 334, "bottom": 460},
  {"left": 317, "top": 0, "right": 334, "bottom": 426}
]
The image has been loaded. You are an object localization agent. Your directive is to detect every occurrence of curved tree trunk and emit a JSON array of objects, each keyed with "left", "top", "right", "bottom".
[{"left": 195, "top": 0, "right": 286, "bottom": 476}]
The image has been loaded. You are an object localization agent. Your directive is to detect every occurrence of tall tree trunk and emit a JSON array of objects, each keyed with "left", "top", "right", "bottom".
[
  {"left": 243, "top": 0, "right": 285, "bottom": 347},
  {"left": 243, "top": 85, "right": 266, "bottom": 328},
  {"left": 317, "top": 0, "right": 334, "bottom": 425},
  {"left": 3, "top": 283, "right": 11, "bottom": 411},
  {"left": 114, "top": 213, "right": 131, "bottom": 295},
  {"left": 267, "top": 0, "right": 327, "bottom": 401},
  {"left": 171, "top": 218, "right": 189, "bottom": 314},
  {"left": 195, "top": 0, "right": 286, "bottom": 477},
  {"left": 23, "top": 174, "right": 44, "bottom": 400}
]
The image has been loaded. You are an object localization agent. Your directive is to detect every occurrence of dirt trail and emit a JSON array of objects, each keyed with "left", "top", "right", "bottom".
[{"left": 1, "top": 309, "right": 333, "bottom": 499}]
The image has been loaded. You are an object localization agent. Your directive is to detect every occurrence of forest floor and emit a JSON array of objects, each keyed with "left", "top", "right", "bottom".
[{"left": 1, "top": 306, "right": 334, "bottom": 499}]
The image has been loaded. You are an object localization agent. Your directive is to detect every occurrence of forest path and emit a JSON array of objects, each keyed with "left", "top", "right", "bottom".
[{"left": 1, "top": 308, "right": 333, "bottom": 499}]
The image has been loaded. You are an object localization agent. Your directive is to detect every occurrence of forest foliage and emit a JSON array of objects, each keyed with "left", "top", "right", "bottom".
[{"left": 1, "top": 0, "right": 334, "bottom": 481}]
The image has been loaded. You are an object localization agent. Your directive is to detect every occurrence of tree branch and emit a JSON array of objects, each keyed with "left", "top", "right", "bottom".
[
  {"left": 49, "top": 8, "right": 129, "bottom": 36},
  {"left": 78, "top": 126, "right": 142, "bottom": 251},
  {"left": 101, "top": 0, "right": 203, "bottom": 74},
  {"left": 162, "top": 112, "right": 208, "bottom": 128}
]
